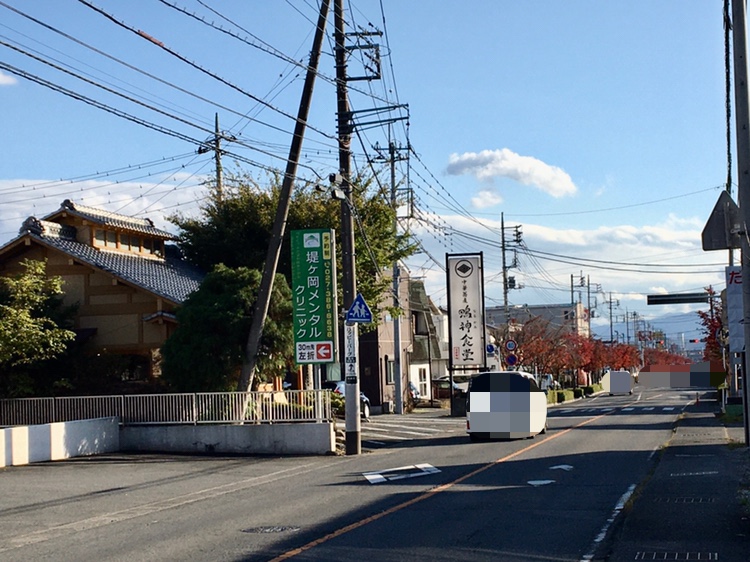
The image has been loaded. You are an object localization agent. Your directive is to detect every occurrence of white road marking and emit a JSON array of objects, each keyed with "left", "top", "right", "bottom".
[
  {"left": 580, "top": 483, "right": 636, "bottom": 561},
  {"left": 549, "top": 464, "right": 574, "bottom": 471},
  {"left": 527, "top": 480, "right": 555, "bottom": 487},
  {"left": 365, "top": 423, "right": 443, "bottom": 433},
  {"left": 361, "top": 426, "right": 436, "bottom": 437},
  {"left": 363, "top": 463, "right": 441, "bottom": 484}
]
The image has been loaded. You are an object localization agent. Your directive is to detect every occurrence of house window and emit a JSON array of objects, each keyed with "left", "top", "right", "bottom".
[
  {"left": 105, "top": 230, "right": 117, "bottom": 248},
  {"left": 386, "top": 357, "right": 394, "bottom": 385},
  {"left": 126, "top": 235, "right": 142, "bottom": 252},
  {"left": 143, "top": 238, "right": 154, "bottom": 255},
  {"left": 418, "top": 367, "right": 428, "bottom": 397}
]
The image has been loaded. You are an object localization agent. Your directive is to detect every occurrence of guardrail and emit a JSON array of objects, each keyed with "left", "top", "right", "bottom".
[{"left": 0, "top": 390, "right": 332, "bottom": 426}]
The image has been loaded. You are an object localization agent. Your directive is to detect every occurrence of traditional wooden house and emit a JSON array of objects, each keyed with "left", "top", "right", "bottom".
[{"left": 0, "top": 200, "right": 204, "bottom": 378}]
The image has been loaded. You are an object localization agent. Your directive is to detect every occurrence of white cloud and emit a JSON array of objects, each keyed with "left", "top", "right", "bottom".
[
  {"left": 0, "top": 72, "right": 18, "bottom": 86},
  {"left": 446, "top": 148, "right": 577, "bottom": 198},
  {"left": 470, "top": 188, "right": 503, "bottom": 209}
]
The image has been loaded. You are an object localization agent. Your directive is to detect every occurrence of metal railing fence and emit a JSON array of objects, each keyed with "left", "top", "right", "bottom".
[{"left": 0, "top": 390, "right": 331, "bottom": 427}]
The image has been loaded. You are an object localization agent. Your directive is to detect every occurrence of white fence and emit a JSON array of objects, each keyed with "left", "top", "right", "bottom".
[{"left": 0, "top": 390, "right": 332, "bottom": 427}]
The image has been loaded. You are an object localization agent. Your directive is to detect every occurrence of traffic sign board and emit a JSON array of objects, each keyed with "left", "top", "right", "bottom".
[
  {"left": 505, "top": 353, "right": 518, "bottom": 366},
  {"left": 346, "top": 293, "right": 373, "bottom": 324},
  {"left": 504, "top": 339, "right": 518, "bottom": 352}
]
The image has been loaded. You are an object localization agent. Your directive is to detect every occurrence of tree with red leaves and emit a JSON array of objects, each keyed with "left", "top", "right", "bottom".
[{"left": 695, "top": 286, "right": 724, "bottom": 363}]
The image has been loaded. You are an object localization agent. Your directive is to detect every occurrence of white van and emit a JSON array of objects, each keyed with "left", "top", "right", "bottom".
[{"left": 466, "top": 370, "right": 548, "bottom": 441}]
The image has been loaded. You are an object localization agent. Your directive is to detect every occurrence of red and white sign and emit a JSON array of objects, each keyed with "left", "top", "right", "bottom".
[{"left": 315, "top": 342, "right": 332, "bottom": 361}]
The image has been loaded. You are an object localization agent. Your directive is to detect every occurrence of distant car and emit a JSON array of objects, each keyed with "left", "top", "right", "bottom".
[
  {"left": 537, "top": 374, "right": 561, "bottom": 393},
  {"left": 322, "top": 380, "right": 371, "bottom": 419}
]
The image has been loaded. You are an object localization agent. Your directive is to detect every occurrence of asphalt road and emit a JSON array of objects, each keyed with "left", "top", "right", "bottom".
[{"left": 0, "top": 387, "right": 694, "bottom": 562}]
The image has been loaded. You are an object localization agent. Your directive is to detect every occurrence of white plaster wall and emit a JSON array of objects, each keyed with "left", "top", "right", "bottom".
[
  {"left": 0, "top": 417, "right": 119, "bottom": 468},
  {"left": 121, "top": 422, "right": 335, "bottom": 456}
]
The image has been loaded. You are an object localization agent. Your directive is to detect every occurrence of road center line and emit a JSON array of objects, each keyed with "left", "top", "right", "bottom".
[{"left": 270, "top": 411, "right": 610, "bottom": 561}]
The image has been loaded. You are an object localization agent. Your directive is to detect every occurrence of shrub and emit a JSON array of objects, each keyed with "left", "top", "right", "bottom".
[
  {"left": 330, "top": 392, "right": 345, "bottom": 417},
  {"left": 573, "top": 388, "right": 584, "bottom": 399},
  {"left": 557, "top": 390, "right": 575, "bottom": 403},
  {"left": 583, "top": 385, "right": 595, "bottom": 396}
]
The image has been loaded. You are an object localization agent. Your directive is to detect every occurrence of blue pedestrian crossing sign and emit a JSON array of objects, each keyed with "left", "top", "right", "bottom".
[{"left": 346, "top": 293, "right": 373, "bottom": 324}]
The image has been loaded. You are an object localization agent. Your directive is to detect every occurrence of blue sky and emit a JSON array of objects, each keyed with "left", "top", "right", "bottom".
[{"left": 0, "top": 1, "right": 732, "bottom": 347}]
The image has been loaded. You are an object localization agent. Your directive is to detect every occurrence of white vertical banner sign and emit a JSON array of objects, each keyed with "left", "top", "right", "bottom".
[
  {"left": 726, "top": 266, "right": 744, "bottom": 352},
  {"left": 446, "top": 253, "right": 486, "bottom": 369},
  {"left": 344, "top": 323, "right": 361, "bottom": 434}
]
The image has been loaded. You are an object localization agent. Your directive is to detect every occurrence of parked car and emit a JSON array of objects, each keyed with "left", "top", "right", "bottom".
[
  {"left": 322, "top": 380, "right": 370, "bottom": 419},
  {"left": 432, "top": 377, "right": 467, "bottom": 399}
]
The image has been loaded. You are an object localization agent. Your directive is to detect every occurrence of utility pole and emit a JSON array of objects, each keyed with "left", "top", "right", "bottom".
[
  {"left": 334, "top": 0, "right": 361, "bottom": 455},
  {"left": 372, "top": 139, "right": 409, "bottom": 414},
  {"left": 500, "top": 213, "right": 522, "bottom": 324},
  {"left": 237, "top": 0, "right": 330, "bottom": 393},
  {"left": 214, "top": 113, "right": 223, "bottom": 202},
  {"left": 197, "top": 112, "right": 233, "bottom": 202},
  {"left": 388, "top": 140, "right": 408, "bottom": 414},
  {"left": 501, "top": 213, "right": 509, "bottom": 320},
  {"left": 731, "top": 0, "right": 750, "bottom": 446}
]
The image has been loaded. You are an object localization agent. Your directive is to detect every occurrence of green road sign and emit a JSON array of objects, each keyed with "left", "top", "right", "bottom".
[{"left": 291, "top": 229, "right": 338, "bottom": 364}]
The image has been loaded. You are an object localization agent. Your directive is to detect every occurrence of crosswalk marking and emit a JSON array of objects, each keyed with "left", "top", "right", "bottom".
[
  {"left": 363, "top": 427, "right": 427, "bottom": 437},
  {"left": 550, "top": 405, "right": 685, "bottom": 417},
  {"left": 366, "top": 423, "right": 444, "bottom": 433},
  {"left": 350, "top": 412, "right": 467, "bottom": 448}
]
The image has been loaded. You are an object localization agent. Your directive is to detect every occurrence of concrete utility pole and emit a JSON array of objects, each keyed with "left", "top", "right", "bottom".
[
  {"left": 334, "top": 0, "right": 361, "bottom": 455},
  {"left": 237, "top": 0, "right": 330, "bottom": 392},
  {"left": 731, "top": 0, "right": 750, "bottom": 446}
]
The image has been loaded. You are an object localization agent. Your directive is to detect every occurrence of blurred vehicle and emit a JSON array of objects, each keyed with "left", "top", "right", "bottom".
[
  {"left": 322, "top": 380, "right": 370, "bottom": 419},
  {"left": 466, "top": 370, "right": 548, "bottom": 441},
  {"left": 432, "top": 377, "right": 467, "bottom": 399},
  {"left": 537, "top": 374, "right": 561, "bottom": 393},
  {"left": 408, "top": 381, "right": 422, "bottom": 403}
]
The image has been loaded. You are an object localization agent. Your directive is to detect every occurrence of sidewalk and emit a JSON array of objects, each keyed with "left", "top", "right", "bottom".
[{"left": 599, "top": 393, "right": 750, "bottom": 561}]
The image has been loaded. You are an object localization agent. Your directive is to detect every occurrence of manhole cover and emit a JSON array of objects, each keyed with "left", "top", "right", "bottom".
[{"left": 242, "top": 526, "right": 300, "bottom": 534}]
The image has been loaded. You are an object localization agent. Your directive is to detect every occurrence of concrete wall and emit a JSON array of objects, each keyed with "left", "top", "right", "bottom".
[
  {"left": 120, "top": 422, "right": 336, "bottom": 456},
  {"left": 0, "top": 417, "right": 119, "bottom": 468}
]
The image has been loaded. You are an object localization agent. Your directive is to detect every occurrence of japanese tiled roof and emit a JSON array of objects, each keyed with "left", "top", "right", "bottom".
[
  {"left": 44, "top": 199, "right": 175, "bottom": 239},
  {"left": 10, "top": 217, "right": 203, "bottom": 305}
]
